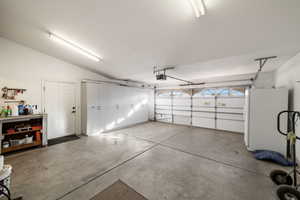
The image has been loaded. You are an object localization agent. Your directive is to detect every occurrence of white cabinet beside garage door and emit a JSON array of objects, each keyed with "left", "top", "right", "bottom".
[{"left": 82, "top": 82, "right": 150, "bottom": 135}]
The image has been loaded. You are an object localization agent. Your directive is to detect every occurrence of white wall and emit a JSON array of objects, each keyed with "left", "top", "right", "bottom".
[
  {"left": 253, "top": 71, "right": 275, "bottom": 89},
  {"left": 0, "top": 37, "right": 155, "bottom": 136},
  {"left": 0, "top": 37, "right": 108, "bottom": 136},
  {"left": 275, "top": 52, "right": 300, "bottom": 159},
  {"left": 275, "top": 52, "right": 300, "bottom": 109}
]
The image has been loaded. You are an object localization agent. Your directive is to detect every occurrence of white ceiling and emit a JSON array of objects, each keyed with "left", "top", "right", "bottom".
[{"left": 0, "top": 0, "right": 300, "bottom": 84}]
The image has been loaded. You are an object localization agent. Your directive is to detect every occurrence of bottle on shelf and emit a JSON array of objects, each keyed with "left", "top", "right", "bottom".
[
  {"left": 7, "top": 106, "right": 12, "bottom": 116},
  {"left": 11, "top": 104, "right": 19, "bottom": 116},
  {"left": 18, "top": 101, "right": 25, "bottom": 115}
]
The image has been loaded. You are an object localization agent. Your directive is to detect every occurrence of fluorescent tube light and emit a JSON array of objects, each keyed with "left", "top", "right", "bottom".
[
  {"left": 49, "top": 33, "right": 102, "bottom": 62},
  {"left": 189, "top": 0, "right": 206, "bottom": 18}
]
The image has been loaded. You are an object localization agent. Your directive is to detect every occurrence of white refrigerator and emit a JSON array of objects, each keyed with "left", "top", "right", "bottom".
[{"left": 244, "top": 88, "right": 288, "bottom": 155}]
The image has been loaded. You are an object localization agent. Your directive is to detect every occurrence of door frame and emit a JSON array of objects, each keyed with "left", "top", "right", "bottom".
[{"left": 41, "top": 80, "right": 78, "bottom": 137}]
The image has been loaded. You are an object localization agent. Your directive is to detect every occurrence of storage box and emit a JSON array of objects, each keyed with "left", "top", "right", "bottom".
[
  {"left": 25, "top": 136, "right": 33, "bottom": 144},
  {"left": 10, "top": 139, "right": 26, "bottom": 146}
]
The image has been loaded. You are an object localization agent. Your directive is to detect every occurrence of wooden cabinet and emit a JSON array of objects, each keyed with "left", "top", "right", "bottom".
[{"left": 0, "top": 114, "right": 48, "bottom": 154}]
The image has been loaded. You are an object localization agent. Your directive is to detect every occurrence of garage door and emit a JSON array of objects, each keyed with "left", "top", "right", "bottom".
[
  {"left": 155, "top": 91, "right": 172, "bottom": 123},
  {"left": 173, "top": 90, "right": 191, "bottom": 126},
  {"left": 155, "top": 87, "right": 246, "bottom": 133}
]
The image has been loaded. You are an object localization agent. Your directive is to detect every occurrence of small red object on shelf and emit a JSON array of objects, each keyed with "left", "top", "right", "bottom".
[
  {"left": 7, "top": 129, "right": 16, "bottom": 134},
  {"left": 35, "top": 131, "right": 41, "bottom": 142},
  {"left": 32, "top": 126, "right": 42, "bottom": 131}
]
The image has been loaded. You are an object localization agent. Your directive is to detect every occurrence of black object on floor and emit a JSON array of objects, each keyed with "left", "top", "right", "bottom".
[
  {"left": 0, "top": 183, "right": 23, "bottom": 200},
  {"left": 48, "top": 135, "right": 80, "bottom": 146}
]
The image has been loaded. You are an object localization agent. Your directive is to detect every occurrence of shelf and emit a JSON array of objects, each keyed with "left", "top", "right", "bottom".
[
  {"left": 3, "top": 129, "right": 42, "bottom": 136},
  {"left": 2, "top": 141, "right": 41, "bottom": 154}
]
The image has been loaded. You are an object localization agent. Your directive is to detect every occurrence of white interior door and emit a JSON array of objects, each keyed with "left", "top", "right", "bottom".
[{"left": 44, "top": 81, "right": 76, "bottom": 139}]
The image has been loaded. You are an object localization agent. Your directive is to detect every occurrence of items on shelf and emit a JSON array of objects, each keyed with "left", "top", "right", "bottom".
[
  {"left": 1, "top": 117, "right": 44, "bottom": 153},
  {"left": 0, "top": 86, "right": 40, "bottom": 118},
  {"left": 0, "top": 101, "right": 39, "bottom": 117},
  {"left": 1, "top": 87, "right": 26, "bottom": 100}
]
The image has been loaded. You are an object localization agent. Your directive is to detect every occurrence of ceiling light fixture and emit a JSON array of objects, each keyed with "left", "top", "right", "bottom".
[
  {"left": 49, "top": 33, "right": 102, "bottom": 62},
  {"left": 189, "top": 0, "right": 206, "bottom": 18}
]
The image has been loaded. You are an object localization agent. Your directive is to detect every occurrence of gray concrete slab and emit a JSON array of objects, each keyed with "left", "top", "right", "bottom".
[
  {"left": 162, "top": 126, "right": 288, "bottom": 176},
  {"left": 111, "top": 122, "right": 188, "bottom": 143},
  {"left": 6, "top": 133, "right": 154, "bottom": 200},
  {"left": 4, "top": 122, "right": 281, "bottom": 200},
  {"left": 61, "top": 146, "right": 276, "bottom": 200}
]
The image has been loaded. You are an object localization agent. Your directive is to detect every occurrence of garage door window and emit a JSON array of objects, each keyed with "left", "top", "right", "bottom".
[
  {"left": 157, "top": 91, "right": 172, "bottom": 97},
  {"left": 215, "top": 88, "right": 230, "bottom": 97},
  {"left": 194, "top": 88, "right": 216, "bottom": 97},
  {"left": 230, "top": 88, "right": 245, "bottom": 97},
  {"left": 193, "top": 87, "right": 245, "bottom": 97},
  {"left": 172, "top": 90, "right": 190, "bottom": 97}
]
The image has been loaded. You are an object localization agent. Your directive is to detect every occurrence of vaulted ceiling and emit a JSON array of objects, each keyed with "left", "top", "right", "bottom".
[{"left": 0, "top": 0, "right": 300, "bottom": 84}]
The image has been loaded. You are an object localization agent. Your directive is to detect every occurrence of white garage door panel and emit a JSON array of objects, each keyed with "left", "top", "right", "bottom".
[
  {"left": 217, "top": 113, "right": 244, "bottom": 121},
  {"left": 193, "top": 98, "right": 215, "bottom": 107},
  {"left": 173, "top": 105, "right": 190, "bottom": 111},
  {"left": 192, "top": 117, "right": 215, "bottom": 129},
  {"left": 156, "top": 109, "right": 172, "bottom": 115},
  {"left": 217, "top": 119, "right": 244, "bottom": 133},
  {"left": 217, "top": 107, "right": 244, "bottom": 114},
  {"left": 173, "top": 110, "right": 191, "bottom": 116},
  {"left": 156, "top": 105, "right": 171, "bottom": 110},
  {"left": 156, "top": 98, "right": 171, "bottom": 105},
  {"left": 155, "top": 89, "right": 245, "bottom": 133},
  {"left": 174, "top": 115, "right": 191, "bottom": 125},
  {"left": 173, "top": 98, "right": 191, "bottom": 106},
  {"left": 216, "top": 97, "right": 245, "bottom": 108},
  {"left": 193, "top": 107, "right": 215, "bottom": 112},
  {"left": 156, "top": 114, "right": 172, "bottom": 123},
  {"left": 193, "top": 111, "right": 215, "bottom": 118}
]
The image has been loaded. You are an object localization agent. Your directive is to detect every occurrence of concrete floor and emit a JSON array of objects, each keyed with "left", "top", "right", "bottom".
[{"left": 5, "top": 122, "right": 283, "bottom": 200}]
